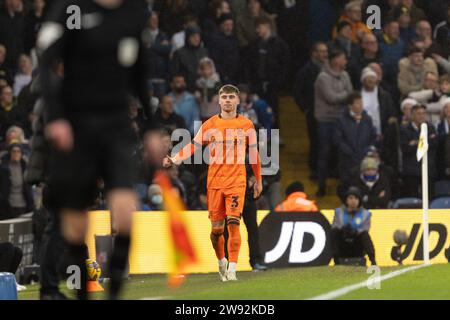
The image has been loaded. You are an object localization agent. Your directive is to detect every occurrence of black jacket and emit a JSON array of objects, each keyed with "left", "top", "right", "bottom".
[
  {"left": 352, "top": 172, "right": 391, "bottom": 209},
  {"left": 171, "top": 45, "right": 209, "bottom": 92},
  {"left": 154, "top": 108, "right": 186, "bottom": 134},
  {"left": 147, "top": 29, "right": 171, "bottom": 80},
  {"left": 245, "top": 35, "right": 290, "bottom": 90},
  {"left": 0, "top": 159, "right": 33, "bottom": 220},
  {"left": 294, "top": 60, "right": 322, "bottom": 113},
  {"left": 206, "top": 31, "right": 240, "bottom": 84},
  {"left": 347, "top": 50, "right": 381, "bottom": 90},
  {"left": 400, "top": 122, "right": 438, "bottom": 177},
  {"left": 335, "top": 110, "right": 376, "bottom": 179}
]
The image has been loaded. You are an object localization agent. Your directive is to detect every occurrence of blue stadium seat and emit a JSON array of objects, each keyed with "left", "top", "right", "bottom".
[
  {"left": 430, "top": 197, "right": 450, "bottom": 209},
  {"left": 0, "top": 273, "right": 17, "bottom": 300},
  {"left": 392, "top": 198, "right": 422, "bottom": 209},
  {"left": 434, "top": 181, "right": 450, "bottom": 198}
]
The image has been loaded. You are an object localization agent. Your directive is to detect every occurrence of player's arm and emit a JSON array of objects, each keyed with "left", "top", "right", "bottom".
[
  {"left": 247, "top": 124, "right": 262, "bottom": 198},
  {"left": 134, "top": 8, "right": 154, "bottom": 130},
  {"left": 163, "top": 122, "right": 208, "bottom": 167},
  {"left": 37, "top": 0, "right": 73, "bottom": 151}
]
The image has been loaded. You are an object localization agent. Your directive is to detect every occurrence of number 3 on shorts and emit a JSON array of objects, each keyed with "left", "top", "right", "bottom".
[{"left": 231, "top": 196, "right": 239, "bottom": 208}]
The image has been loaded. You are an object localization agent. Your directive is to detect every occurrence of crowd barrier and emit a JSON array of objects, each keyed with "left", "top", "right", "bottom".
[{"left": 86, "top": 209, "right": 450, "bottom": 274}]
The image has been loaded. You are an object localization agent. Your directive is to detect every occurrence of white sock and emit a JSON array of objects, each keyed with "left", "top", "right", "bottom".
[
  {"left": 218, "top": 258, "right": 228, "bottom": 267},
  {"left": 228, "top": 262, "right": 237, "bottom": 272}
]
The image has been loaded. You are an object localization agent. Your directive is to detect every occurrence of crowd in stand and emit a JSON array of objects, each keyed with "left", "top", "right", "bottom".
[{"left": 0, "top": 0, "right": 449, "bottom": 222}]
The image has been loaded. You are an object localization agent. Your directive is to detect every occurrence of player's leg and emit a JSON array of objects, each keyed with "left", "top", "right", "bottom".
[
  {"left": 224, "top": 186, "right": 246, "bottom": 280},
  {"left": 60, "top": 208, "right": 89, "bottom": 300},
  {"left": 207, "top": 188, "right": 228, "bottom": 281},
  {"left": 106, "top": 188, "right": 138, "bottom": 299},
  {"left": 104, "top": 120, "right": 139, "bottom": 299}
]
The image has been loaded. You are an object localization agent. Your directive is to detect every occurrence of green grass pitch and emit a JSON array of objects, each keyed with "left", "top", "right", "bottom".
[{"left": 18, "top": 264, "right": 450, "bottom": 300}]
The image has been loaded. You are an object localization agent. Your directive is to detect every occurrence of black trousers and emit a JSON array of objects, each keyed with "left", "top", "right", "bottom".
[
  {"left": 0, "top": 242, "right": 23, "bottom": 274},
  {"left": 331, "top": 228, "right": 376, "bottom": 265},
  {"left": 39, "top": 207, "right": 66, "bottom": 294},
  {"left": 305, "top": 110, "right": 318, "bottom": 174},
  {"left": 224, "top": 195, "right": 263, "bottom": 267}
]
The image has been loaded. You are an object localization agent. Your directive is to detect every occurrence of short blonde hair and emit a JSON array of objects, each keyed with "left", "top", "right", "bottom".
[{"left": 218, "top": 84, "right": 240, "bottom": 96}]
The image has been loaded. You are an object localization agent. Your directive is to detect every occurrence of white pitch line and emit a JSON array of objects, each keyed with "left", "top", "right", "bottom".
[{"left": 308, "top": 263, "right": 431, "bottom": 300}]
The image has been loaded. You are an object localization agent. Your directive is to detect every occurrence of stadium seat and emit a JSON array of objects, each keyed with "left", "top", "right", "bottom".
[
  {"left": 392, "top": 198, "right": 422, "bottom": 209},
  {"left": 0, "top": 273, "right": 17, "bottom": 300},
  {"left": 430, "top": 197, "right": 450, "bottom": 209},
  {"left": 434, "top": 181, "right": 450, "bottom": 198}
]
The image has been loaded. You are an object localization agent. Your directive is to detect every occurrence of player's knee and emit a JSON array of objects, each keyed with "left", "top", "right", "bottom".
[
  {"left": 61, "top": 209, "right": 88, "bottom": 244},
  {"left": 227, "top": 216, "right": 240, "bottom": 227}
]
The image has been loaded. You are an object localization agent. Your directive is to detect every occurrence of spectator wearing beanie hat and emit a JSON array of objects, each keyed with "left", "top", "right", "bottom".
[
  {"left": 400, "top": 97, "right": 418, "bottom": 125},
  {"left": 331, "top": 186, "right": 376, "bottom": 266},
  {"left": 353, "top": 156, "right": 391, "bottom": 209},
  {"left": 171, "top": 26, "right": 209, "bottom": 92}
]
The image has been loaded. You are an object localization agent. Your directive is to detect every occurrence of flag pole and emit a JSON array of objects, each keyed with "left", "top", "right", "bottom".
[{"left": 420, "top": 123, "right": 430, "bottom": 264}]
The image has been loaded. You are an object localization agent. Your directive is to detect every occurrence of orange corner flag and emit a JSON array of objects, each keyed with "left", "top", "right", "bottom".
[
  {"left": 155, "top": 170, "right": 197, "bottom": 288},
  {"left": 87, "top": 280, "right": 104, "bottom": 293}
]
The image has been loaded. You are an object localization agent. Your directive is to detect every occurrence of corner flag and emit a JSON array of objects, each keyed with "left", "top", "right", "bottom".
[
  {"left": 417, "top": 123, "right": 430, "bottom": 264},
  {"left": 155, "top": 170, "right": 197, "bottom": 287},
  {"left": 417, "top": 124, "right": 428, "bottom": 161}
]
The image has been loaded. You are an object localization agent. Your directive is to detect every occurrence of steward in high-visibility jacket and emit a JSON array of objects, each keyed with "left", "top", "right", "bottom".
[{"left": 275, "top": 181, "right": 318, "bottom": 212}]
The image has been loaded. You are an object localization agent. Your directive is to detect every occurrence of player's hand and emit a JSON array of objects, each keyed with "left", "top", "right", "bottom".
[
  {"left": 162, "top": 156, "right": 174, "bottom": 168},
  {"left": 253, "top": 180, "right": 263, "bottom": 199},
  {"left": 44, "top": 119, "right": 74, "bottom": 152}
]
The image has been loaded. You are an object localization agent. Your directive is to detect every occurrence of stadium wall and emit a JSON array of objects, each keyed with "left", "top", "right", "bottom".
[{"left": 86, "top": 210, "right": 450, "bottom": 274}]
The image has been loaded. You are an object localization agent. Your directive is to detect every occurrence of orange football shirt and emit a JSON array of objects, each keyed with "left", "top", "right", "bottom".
[{"left": 172, "top": 114, "right": 262, "bottom": 189}]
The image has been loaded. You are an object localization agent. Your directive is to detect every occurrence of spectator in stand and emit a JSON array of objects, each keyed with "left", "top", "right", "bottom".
[
  {"left": 387, "top": 0, "right": 427, "bottom": 26},
  {"left": 155, "top": 0, "right": 191, "bottom": 36},
  {"left": 170, "top": 14, "right": 199, "bottom": 57},
  {"left": 329, "top": 21, "right": 355, "bottom": 59},
  {"left": 0, "top": 85, "right": 25, "bottom": 138},
  {"left": 0, "top": 125, "right": 30, "bottom": 160},
  {"left": 437, "top": 99, "right": 450, "bottom": 178},
  {"left": 433, "top": 5, "right": 450, "bottom": 61},
  {"left": 238, "top": 83, "right": 274, "bottom": 131},
  {"left": 275, "top": 181, "right": 318, "bottom": 212},
  {"left": 169, "top": 74, "right": 200, "bottom": 136},
  {"left": 13, "top": 54, "right": 33, "bottom": 97},
  {"left": 195, "top": 57, "right": 222, "bottom": 120},
  {"left": 145, "top": 11, "right": 171, "bottom": 97},
  {"left": 235, "top": 0, "right": 275, "bottom": 48},
  {"left": 415, "top": 20, "right": 443, "bottom": 58},
  {"left": 0, "top": 44, "right": 13, "bottom": 86},
  {"left": 409, "top": 73, "right": 450, "bottom": 125},
  {"left": 400, "top": 104, "right": 438, "bottom": 198},
  {"left": 245, "top": 16, "right": 289, "bottom": 128},
  {"left": 347, "top": 33, "right": 380, "bottom": 90},
  {"left": 400, "top": 97, "right": 418, "bottom": 125},
  {"left": 154, "top": 95, "right": 186, "bottom": 133},
  {"left": 314, "top": 48, "right": 353, "bottom": 197},
  {"left": 378, "top": 20, "right": 405, "bottom": 100},
  {"left": 142, "top": 184, "right": 163, "bottom": 211},
  {"left": 202, "top": 0, "right": 231, "bottom": 41},
  {"left": 398, "top": 46, "right": 438, "bottom": 98},
  {"left": 352, "top": 156, "right": 391, "bottom": 209},
  {"left": 394, "top": 5, "right": 416, "bottom": 45},
  {"left": 0, "top": 0, "right": 25, "bottom": 71},
  {"left": 360, "top": 67, "right": 397, "bottom": 147},
  {"left": 335, "top": 91, "right": 376, "bottom": 191},
  {"left": 171, "top": 26, "right": 209, "bottom": 92},
  {"left": 0, "top": 142, "right": 33, "bottom": 220},
  {"left": 432, "top": 53, "right": 450, "bottom": 75},
  {"left": 332, "top": 0, "right": 372, "bottom": 44},
  {"left": 206, "top": 13, "right": 240, "bottom": 84},
  {"left": 331, "top": 186, "right": 376, "bottom": 266},
  {"left": 294, "top": 42, "right": 328, "bottom": 179},
  {"left": 24, "top": 0, "right": 46, "bottom": 54}
]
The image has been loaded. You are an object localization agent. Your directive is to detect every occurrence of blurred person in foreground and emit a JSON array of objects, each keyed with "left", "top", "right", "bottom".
[{"left": 38, "top": 0, "right": 156, "bottom": 300}]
